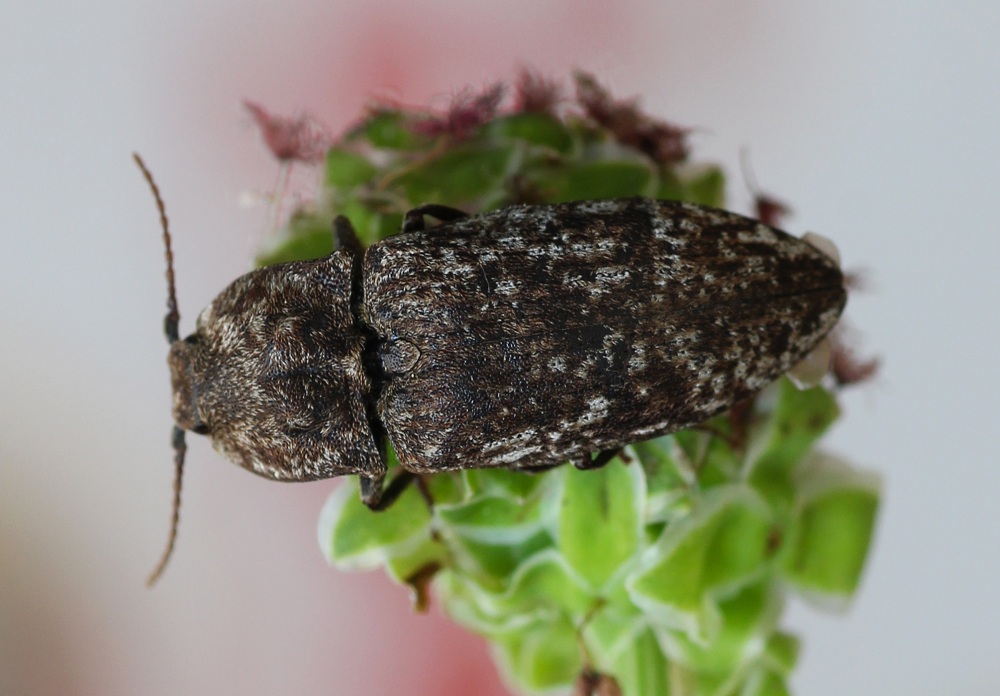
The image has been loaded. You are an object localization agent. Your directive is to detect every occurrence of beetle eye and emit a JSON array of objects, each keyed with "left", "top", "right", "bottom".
[{"left": 191, "top": 423, "right": 210, "bottom": 435}]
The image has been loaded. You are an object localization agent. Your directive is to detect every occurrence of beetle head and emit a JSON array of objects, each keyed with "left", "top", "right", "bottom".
[{"left": 168, "top": 337, "right": 209, "bottom": 434}]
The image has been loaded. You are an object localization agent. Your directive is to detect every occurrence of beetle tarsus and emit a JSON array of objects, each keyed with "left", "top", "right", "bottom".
[
  {"left": 572, "top": 449, "right": 622, "bottom": 471},
  {"left": 362, "top": 470, "right": 422, "bottom": 511},
  {"left": 401, "top": 204, "right": 469, "bottom": 233}
]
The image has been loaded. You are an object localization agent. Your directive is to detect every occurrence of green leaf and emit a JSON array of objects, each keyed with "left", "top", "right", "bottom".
[
  {"left": 435, "top": 571, "right": 533, "bottom": 636},
  {"left": 350, "top": 110, "right": 424, "bottom": 150},
  {"left": 656, "top": 165, "right": 726, "bottom": 207},
  {"left": 434, "top": 560, "right": 595, "bottom": 640},
  {"left": 557, "top": 461, "right": 645, "bottom": 590},
  {"left": 482, "top": 113, "right": 575, "bottom": 153},
  {"left": 496, "top": 615, "right": 583, "bottom": 692},
  {"left": 255, "top": 212, "right": 333, "bottom": 267},
  {"left": 609, "top": 626, "right": 673, "bottom": 696},
  {"left": 780, "top": 454, "right": 881, "bottom": 599},
  {"left": 633, "top": 436, "right": 693, "bottom": 491},
  {"left": 682, "top": 166, "right": 726, "bottom": 208},
  {"left": 534, "top": 159, "right": 655, "bottom": 202},
  {"left": 463, "top": 467, "right": 547, "bottom": 500},
  {"left": 761, "top": 632, "right": 800, "bottom": 676},
  {"left": 332, "top": 199, "right": 395, "bottom": 248},
  {"left": 696, "top": 429, "right": 744, "bottom": 490},
  {"left": 325, "top": 147, "right": 378, "bottom": 188},
  {"left": 747, "top": 379, "right": 840, "bottom": 509},
  {"left": 423, "top": 469, "right": 465, "bottom": 506},
  {"left": 438, "top": 494, "right": 545, "bottom": 543},
  {"left": 486, "top": 549, "right": 595, "bottom": 619},
  {"left": 627, "top": 486, "right": 773, "bottom": 643},
  {"left": 580, "top": 604, "right": 646, "bottom": 664},
  {"left": 739, "top": 667, "right": 792, "bottom": 696},
  {"left": 384, "top": 535, "right": 448, "bottom": 585},
  {"left": 656, "top": 171, "right": 688, "bottom": 202},
  {"left": 435, "top": 471, "right": 555, "bottom": 581},
  {"left": 449, "top": 528, "right": 553, "bottom": 583},
  {"left": 318, "top": 472, "right": 432, "bottom": 569},
  {"left": 392, "top": 144, "right": 515, "bottom": 205},
  {"left": 657, "top": 581, "right": 782, "bottom": 674}
]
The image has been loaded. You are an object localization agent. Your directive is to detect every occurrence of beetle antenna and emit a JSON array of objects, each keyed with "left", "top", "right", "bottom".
[
  {"left": 133, "top": 153, "right": 180, "bottom": 343},
  {"left": 147, "top": 426, "right": 187, "bottom": 586},
  {"left": 134, "top": 153, "right": 187, "bottom": 585}
]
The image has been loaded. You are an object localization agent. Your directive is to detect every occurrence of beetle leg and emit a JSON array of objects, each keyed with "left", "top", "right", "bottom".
[
  {"left": 361, "top": 470, "right": 434, "bottom": 511},
  {"left": 401, "top": 204, "right": 469, "bottom": 233},
  {"left": 361, "top": 471, "right": 409, "bottom": 510},
  {"left": 375, "top": 471, "right": 415, "bottom": 509},
  {"left": 572, "top": 449, "right": 622, "bottom": 471},
  {"left": 359, "top": 474, "right": 386, "bottom": 508},
  {"left": 514, "top": 461, "right": 563, "bottom": 474}
]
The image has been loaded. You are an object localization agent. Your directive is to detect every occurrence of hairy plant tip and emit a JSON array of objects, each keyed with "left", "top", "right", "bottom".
[
  {"left": 409, "top": 82, "right": 506, "bottom": 140},
  {"left": 244, "top": 100, "right": 331, "bottom": 164},
  {"left": 830, "top": 330, "right": 881, "bottom": 387},
  {"left": 576, "top": 669, "right": 623, "bottom": 696},
  {"left": 754, "top": 193, "right": 792, "bottom": 228},
  {"left": 512, "top": 68, "right": 563, "bottom": 115},
  {"left": 573, "top": 71, "right": 691, "bottom": 166},
  {"left": 740, "top": 151, "right": 792, "bottom": 227}
]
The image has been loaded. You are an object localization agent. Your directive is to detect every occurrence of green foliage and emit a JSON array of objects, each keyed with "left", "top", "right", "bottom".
[{"left": 260, "top": 79, "right": 879, "bottom": 696}]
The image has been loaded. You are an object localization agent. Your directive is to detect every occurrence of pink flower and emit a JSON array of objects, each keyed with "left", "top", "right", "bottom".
[
  {"left": 410, "top": 83, "right": 506, "bottom": 140},
  {"left": 244, "top": 100, "right": 331, "bottom": 164},
  {"left": 513, "top": 68, "right": 562, "bottom": 115},
  {"left": 574, "top": 72, "right": 690, "bottom": 166}
]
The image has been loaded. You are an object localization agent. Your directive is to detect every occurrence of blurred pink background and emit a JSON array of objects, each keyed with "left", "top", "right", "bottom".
[{"left": 3, "top": 2, "right": 1000, "bottom": 695}]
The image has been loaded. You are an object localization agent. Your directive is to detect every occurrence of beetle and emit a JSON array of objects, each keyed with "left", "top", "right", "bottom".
[{"left": 134, "top": 155, "right": 845, "bottom": 584}]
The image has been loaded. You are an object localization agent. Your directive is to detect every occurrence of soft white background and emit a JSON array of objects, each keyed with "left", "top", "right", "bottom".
[{"left": 2, "top": 1, "right": 997, "bottom": 694}]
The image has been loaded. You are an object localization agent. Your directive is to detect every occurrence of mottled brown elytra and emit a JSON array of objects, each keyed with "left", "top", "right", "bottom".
[{"left": 137, "top": 154, "right": 844, "bottom": 585}]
